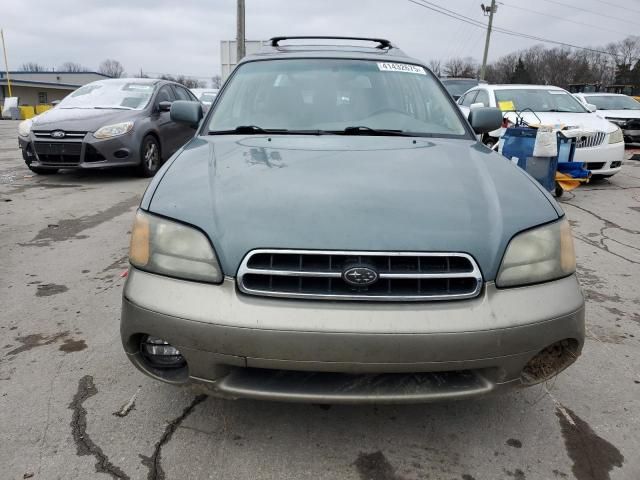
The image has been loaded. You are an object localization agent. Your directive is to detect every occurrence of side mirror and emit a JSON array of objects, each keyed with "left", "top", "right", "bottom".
[
  {"left": 170, "top": 100, "right": 203, "bottom": 126},
  {"left": 585, "top": 103, "right": 597, "bottom": 113},
  {"left": 468, "top": 107, "right": 503, "bottom": 134},
  {"left": 158, "top": 101, "right": 172, "bottom": 112},
  {"left": 469, "top": 102, "right": 485, "bottom": 110}
]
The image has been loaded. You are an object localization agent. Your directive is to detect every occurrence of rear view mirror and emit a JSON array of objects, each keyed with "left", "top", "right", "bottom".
[
  {"left": 170, "top": 100, "right": 203, "bottom": 126},
  {"left": 158, "top": 101, "right": 172, "bottom": 112},
  {"left": 585, "top": 103, "right": 597, "bottom": 113},
  {"left": 468, "top": 107, "right": 503, "bottom": 134}
]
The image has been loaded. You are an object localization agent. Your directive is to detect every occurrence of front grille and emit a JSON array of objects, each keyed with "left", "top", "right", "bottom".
[
  {"left": 237, "top": 250, "right": 483, "bottom": 301},
  {"left": 33, "top": 130, "right": 86, "bottom": 138},
  {"left": 33, "top": 141, "right": 82, "bottom": 165},
  {"left": 586, "top": 162, "right": 605, "bottom": 171},
  {"left": 575, "top": 132, "right": 606, "bottom": 149}
]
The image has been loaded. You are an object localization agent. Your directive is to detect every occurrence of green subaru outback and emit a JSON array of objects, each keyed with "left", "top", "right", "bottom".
[{"left": 120, "top": 36, "right": 584, "bottom": 403}]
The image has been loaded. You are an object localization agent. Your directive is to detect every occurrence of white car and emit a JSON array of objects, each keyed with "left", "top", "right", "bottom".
[
  {"left": 190, "top": 88, "right": 219, "bottom": 111},
  {"left": 458, "top": 85, "right": 624, "bottom": 178},
  {"left": 574, "top": 93, "right": 640, "bottom": 145}
]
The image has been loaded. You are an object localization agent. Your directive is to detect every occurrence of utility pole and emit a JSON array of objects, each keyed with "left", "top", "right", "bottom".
[
  {"left": 236, "top": 0, "right": 245, "bottom": 63},
  {"left": 480, "top": 1, "right": 497, "bottom": 81},
  {"left": 1, "top": 29, "right": 12, "bottom": 97}
]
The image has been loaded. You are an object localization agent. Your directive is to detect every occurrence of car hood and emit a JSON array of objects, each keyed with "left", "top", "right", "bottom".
[
  {"left": 31, "top": 107, "right": 139, "bottom": 132},
  {"left": 596, "top": 109, "right": 640, "bottom": 120},
  {"left": 505, "top": 111, "right": 617, "bottom": 133},
  {"left": 147, "top": 135, "right": 561, "bottom": 280}
]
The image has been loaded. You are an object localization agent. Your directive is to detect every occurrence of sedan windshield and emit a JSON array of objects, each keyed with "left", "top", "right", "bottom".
[
  {"left": 208, "top": 59, "right": 467, "bottom": 137},
  {"left": 58, "top": 81, "right": 155, "bottom": 110},
  {"left": 584, "top": 95, "right": 640, "bottom": 110},
  {"left": 495, "top": 89, "right": 587, "bottom": 113}
]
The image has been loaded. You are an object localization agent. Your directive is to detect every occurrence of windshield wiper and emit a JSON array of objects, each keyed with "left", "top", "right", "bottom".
[
  {"left": 208, "top": 125, "right": 331, "bottom": 135},
  {"left": 93, "top": 106, "right": 134, "bottom": 110},
  {"left": 335, "top": 126, "right": 413, "bottom": 136}
]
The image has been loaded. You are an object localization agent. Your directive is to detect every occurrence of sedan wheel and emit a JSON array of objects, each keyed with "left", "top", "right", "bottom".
[{"left": 138, "top": 135, "right": 161, "bottom": 177}]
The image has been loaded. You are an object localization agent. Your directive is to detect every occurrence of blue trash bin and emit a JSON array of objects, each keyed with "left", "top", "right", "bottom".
[{"left": 501, "top": 127, "right": 558, "bottom": 193}]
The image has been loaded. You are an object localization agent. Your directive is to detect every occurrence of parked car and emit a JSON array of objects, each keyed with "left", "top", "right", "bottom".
[
  {"left": 574, "top": 92, "right": 640, "bottom": 144},
  {"left": 458, "top": 84, "right": 625, "bottom": 178},
  {"left": 440, "top": 77, "right": 485, "bottom": 100},
  {"left": 17, "top": 78, "right": 199, "bottom": 177},
  {"left": 190, "top": 88, "right": 219, "bottom": 112},
  {"left": 121, "top": 36, "right": 584, "bottom": 403}
]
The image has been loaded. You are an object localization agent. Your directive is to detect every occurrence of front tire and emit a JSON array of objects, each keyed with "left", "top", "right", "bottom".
[
  {"left": 138, "top": 135, "right": 161, "bottom": 177},
  {"left": 483, "top": 136, "right": 497, "bottom": 149}
]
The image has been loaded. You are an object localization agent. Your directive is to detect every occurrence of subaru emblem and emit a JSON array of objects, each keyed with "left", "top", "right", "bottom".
[{"left": 342, "top": 266, "right": 379, "bottom": 287}]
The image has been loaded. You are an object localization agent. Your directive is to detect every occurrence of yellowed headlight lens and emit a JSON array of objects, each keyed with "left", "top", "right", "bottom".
[{"left": 129, "top": 211, "right": 150, "bottom": 266}]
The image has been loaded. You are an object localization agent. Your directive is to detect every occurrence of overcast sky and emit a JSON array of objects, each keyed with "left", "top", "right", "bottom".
[{"left": 3, "top": 0, "right": 640, "bottom": 81}]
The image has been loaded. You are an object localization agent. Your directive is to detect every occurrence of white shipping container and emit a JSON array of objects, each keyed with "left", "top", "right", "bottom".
[{"left": 221, "top": 40, "right": 269, "bottom": 80}]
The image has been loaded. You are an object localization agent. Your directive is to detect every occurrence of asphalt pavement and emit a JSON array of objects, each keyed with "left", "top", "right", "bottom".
[{"left": 1, "top": 119, "right": 639, "bottom": 480}]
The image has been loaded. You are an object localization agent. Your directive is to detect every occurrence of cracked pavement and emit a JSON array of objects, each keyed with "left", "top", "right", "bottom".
[{"left": 1, "top": 120, "right": 639, "bottom": 480}]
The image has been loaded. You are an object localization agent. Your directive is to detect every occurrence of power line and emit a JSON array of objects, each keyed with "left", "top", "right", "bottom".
[
  {"left": 594, "top": 0, "right": 640, "bottom": 15},
  {"left": 407, "top": 0, "right": 638, "bottom": 61},
  {"left": 537, "top": 0, "right": 640, "bottom": 27},
  {"left": 500, "top": 1, "right": 631, "bottom": 36}
]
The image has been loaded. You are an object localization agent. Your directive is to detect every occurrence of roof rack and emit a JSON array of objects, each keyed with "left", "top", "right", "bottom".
[{"left": 269, "top": 36, "right": 393, "bottom": 50}]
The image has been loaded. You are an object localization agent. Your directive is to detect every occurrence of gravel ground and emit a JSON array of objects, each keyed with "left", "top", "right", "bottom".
[{"left": 1, "top": 119, "right": 639, "bottom": 480}]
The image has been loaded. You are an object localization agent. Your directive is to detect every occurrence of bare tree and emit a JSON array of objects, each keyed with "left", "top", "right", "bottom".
[
  {"left": 98, "top": 59, "right": 125, "bottom": 78},
  {"left": 443, "top": 57, "right": 477, "bottom": 78},
  {"left": 20, "top": 62, "right": 46, "bottom": 72},
  {"left": 427, "top": 60, "right": 441, "bottom": 77},
  {"left": 211, "top": 75, "right": 222, "bottom": 88},
  {"left": 160, "top": 74, "right": 204, "bottom": 89},
  {"left": 58, "top": 61, "right": 89, "bottom": 72}
]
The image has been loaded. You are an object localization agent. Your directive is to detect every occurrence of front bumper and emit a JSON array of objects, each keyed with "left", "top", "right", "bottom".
[
  {"left": 20, "top": 132, "right": 140, "bottom": 170},
  {"left": 573, "top": 141, "right": 624, "bottom": 176},
  {"left": 121, "top": 268, "right": 585, "bottom": 403}
]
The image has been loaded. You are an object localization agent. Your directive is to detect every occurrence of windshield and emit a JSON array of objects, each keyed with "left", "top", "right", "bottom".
[
  {"left": 58, "top": 81, "right": 155, "bottom": 110},
  {"left": 495, "top": 88, "right": 587, "bottom": 113},
  {"left": 584, "top": 95, "right": 640, "bottom": 110},
  {"left": 208, "top": 59, "right": 467, "bottom": 137},
  {"left": 441, "top": 79, "right": 478, "bottom": 97}
]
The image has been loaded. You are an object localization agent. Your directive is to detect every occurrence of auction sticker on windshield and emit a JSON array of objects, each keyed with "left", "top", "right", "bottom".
[{"left": 377, "top": 62, "right": 426, "bottom": 75}]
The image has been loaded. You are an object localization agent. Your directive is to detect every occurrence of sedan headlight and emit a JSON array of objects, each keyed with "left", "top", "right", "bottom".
[
  {"left": 496, "top": 218, "right": 576, "bottom": 288},
  {"left": 18, "top": 119, "right": 33, "bottom": 137},
  {"left": 93, "top": 121, "right": 134, "bottom": 139},
  {"left": 605, "top": 117, "right": 626, "bottom": 127},
  {"left": 608, "top": 126, "right": 624, "bottom": 144},
  {"left": 129, "top": 210, "right": 222, "bottom": 283}
]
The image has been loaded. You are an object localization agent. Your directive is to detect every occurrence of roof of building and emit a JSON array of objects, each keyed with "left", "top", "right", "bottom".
[
  {"left": 0, "top": 70, "right": 110, "bottom": 77},
  {"left": 0, "top": 78, "right": 80, "bottom": 89}
]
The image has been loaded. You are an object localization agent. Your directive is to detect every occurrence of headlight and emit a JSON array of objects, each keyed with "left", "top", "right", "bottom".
[
  {"left": 93, "top": 121, "right": 134, "bottom": 139},
  {"left": 129, "top": 210, "right": 222, "bottom": 283},
  {"left": 496, "top": 218, "right": 576, "bottom": 288},
  {"left": 18, "top": 119, "right": 33, "bottom": 137},
  {"left": 605, "top": 118, "right": 626, "bottom": 127},
  {"left": 608, "top": 126, "right": 624, "bottom": 144}
]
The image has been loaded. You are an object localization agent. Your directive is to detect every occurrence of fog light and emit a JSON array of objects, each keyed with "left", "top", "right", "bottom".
[
  {"left": 141, "top": 336, "right": 186, "bottom": 368},
  {"left": 520, "top": 339, "right": 579, "bottom": 386}
]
